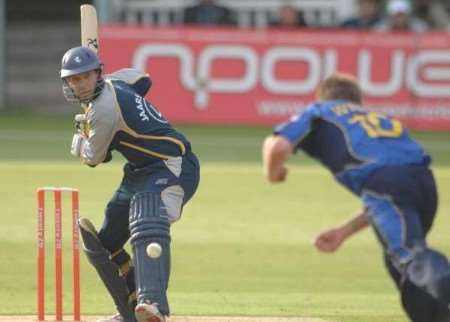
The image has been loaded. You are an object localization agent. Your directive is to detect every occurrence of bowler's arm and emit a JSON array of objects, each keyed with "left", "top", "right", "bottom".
[
  {"left": 262, "top": 135, "right": 293, "bottom": 183},
  {"left": 314, "top": 208, "right": 369, "bottom": 253}
]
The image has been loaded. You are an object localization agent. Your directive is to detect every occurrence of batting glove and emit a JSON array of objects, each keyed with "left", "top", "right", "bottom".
[
  {"left": 70, "top": 133, "right": 86, "bottom": 157},
  {"left": 74, "top": 114, "right": 87, "bottom": 134}
]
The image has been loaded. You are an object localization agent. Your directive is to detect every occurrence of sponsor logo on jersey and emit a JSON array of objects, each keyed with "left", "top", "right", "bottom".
[
  {"left": 135, "top": 94, "right": 150, "bottom": 122},
  {"left": 134, "top": 93, "right": 168, "bottom": 123}
]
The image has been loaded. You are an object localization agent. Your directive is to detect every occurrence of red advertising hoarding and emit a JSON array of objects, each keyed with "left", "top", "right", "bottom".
[{"left": 100, "top": 26, "right": 450, "bottom": 130}]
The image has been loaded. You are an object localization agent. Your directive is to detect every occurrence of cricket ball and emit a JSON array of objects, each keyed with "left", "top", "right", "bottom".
[{"left": 146, "top": 242, "right": 162, "bottom": 258}]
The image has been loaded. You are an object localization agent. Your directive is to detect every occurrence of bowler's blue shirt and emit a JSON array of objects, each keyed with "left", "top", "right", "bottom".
[{"left": 274, "top": 100, "right": 430, "bottom": 195}]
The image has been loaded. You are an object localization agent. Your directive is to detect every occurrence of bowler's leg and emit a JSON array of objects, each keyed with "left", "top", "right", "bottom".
[
  {"left": 364, "top": 190, "right": 450, "bottom": 320},
  {"left": 384, "top": 255, "right": 450, "bottom": 322}
]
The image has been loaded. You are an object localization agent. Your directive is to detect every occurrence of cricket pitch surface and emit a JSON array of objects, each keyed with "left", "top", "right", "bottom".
[{"left": 0, "top": 316, "right": 335, "bottom": 322}]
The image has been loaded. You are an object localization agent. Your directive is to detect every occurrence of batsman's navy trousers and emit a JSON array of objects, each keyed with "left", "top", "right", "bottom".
[{"left": 97, "top": 151, "right": 200, "bottom": 252}]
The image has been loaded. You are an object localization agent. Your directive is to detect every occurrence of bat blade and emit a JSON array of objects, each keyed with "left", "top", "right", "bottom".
[{"left": 80, "top": 4, "right": 99, "bottom": 54}]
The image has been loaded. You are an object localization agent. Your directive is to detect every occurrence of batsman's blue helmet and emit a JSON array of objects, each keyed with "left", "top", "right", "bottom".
[
  {"left": 60, "top": 46, "right": 105, "bottom": 103},
  {"left": 60, "top": 46, "right": 103, "bottom": 78}
]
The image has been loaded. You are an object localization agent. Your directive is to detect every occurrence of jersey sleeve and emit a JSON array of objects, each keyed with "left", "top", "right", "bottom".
[
  {"left": 81, "top": 105, "right": 117, "bottom": 166},
  {"left": 106, "top": 68, "right": 152, "bottom": 97},
  {"left": 273, "top": 104, "right": 320, "bottom": 148}
]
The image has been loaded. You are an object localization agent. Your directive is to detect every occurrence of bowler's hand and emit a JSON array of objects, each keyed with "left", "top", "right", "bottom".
[
  {"left": 269, "top": 165, "right": 288, "bottom": 183},
  {"left": 314, "top": 227, "right": 349, "bottom": 253}
]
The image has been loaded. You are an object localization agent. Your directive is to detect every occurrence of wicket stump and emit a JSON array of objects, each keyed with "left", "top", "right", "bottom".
[{"left": 37, "top": 187, "right": 81, "bottom": 321}]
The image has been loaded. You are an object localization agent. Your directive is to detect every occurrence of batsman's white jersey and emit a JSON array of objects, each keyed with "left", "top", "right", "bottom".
[{"left": 79, "top": 68, "right": 190, "bottom": 167}]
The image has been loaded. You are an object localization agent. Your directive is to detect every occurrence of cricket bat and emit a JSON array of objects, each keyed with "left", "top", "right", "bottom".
[
  {"left": 80, "top": 4, "right": 99, "bottom": 54},
  {"left": 79, "top": 4, "right": 99, "bottom": 128}
]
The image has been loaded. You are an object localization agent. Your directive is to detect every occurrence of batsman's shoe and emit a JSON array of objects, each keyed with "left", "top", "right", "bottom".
[
  {"left": 96, "top": 313, "right": 124, "bottom": 322},
  {"left": 135, "top": 303, "right": 166, "bottom": 322}
]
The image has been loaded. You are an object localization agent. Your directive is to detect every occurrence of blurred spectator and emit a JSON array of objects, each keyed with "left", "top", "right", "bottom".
[
  {"left": 183, "top": 0, "right": 235, "bottom": 26},
  {"left": 270, "top": 4, "right": 308, "bottom": 28},
  {"left": 340, "top": 0, "right": 381, "bottom": 29},
  {"left": 413, "top": 0, "right": 449, "bottom": 31},
  {"left": 374, "top": 0, "right": 428, "bottom": 32}
]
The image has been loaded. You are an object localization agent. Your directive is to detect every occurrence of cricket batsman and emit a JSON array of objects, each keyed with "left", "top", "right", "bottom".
[{"left": 60, "top": 46, "right": 200, "bottom": 322}]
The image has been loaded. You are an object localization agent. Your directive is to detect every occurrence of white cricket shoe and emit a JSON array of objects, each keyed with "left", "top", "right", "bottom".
[
  {"left": 135, "top": 302, "right": 166, "bottom": 322},
  {"left": 96, "top": 313, "right": 124, "bottom": 322}
]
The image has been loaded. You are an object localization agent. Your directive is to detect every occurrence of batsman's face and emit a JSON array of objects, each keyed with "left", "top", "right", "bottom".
[{"left": 65, "top": 70, "right": 99, "bottom": 101}]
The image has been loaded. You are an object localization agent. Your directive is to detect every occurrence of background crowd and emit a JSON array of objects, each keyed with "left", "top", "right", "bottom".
[{"left": 181, "top": 0, "right": 450, "bottom": 31}]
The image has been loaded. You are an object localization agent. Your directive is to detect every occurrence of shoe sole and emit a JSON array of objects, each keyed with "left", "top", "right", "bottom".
[{"left": 135, "top": 304, "right": 164, "bottom": 322}]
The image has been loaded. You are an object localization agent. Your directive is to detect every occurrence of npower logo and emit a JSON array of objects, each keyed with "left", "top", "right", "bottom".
[{"left": 132, "top": 43, "right": 450, "bottom": 110}]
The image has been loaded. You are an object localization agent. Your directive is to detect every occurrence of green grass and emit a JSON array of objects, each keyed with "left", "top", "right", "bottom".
[{"left": 1, "top": 112, "right": 450, "bottom": 322}]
